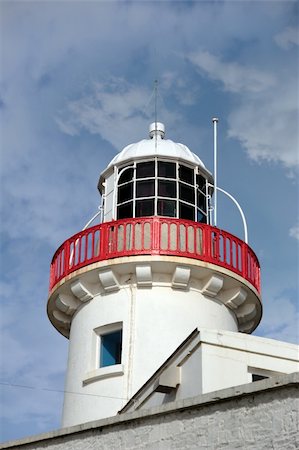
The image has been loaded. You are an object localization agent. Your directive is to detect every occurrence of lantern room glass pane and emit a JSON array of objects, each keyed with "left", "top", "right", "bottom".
[
  {"left": 136, "top": 180, "right": 155, "bottom": 198},
  {"left": 179, "top": 202, "right": 195, "bottom": 220},
  {"left": 158, "top": 161, "right": 176, "bottom": 178},
  {"left": 119, "top": 167, "right": 134, "bottom": 184},
  {"left": 197, "top": 209, "right": 207, "bottom": 223},
  {"left": 157, "top": 199, "right": 176, "bottom": 217},
  {"left": 196, "top": 174, "right": 206, "bottom": 191},
  {"left": 117, "top": 202, "right": 133, "bottom": 219},
  {"left": 118, "top": 183, "right": 133, "bottom": 203},
  {"left": 197, "top": 192, "right": 206, "bottom": 212},
  {"left": 158, "top": 180, "right": 176, "bottom": 198},
  {"left": 136, "top": 161, "right": 155, "bottom": 178},
  {"left": 179, "top": 165, "right": 194, "bottom": 184},
  {"left": 179, "top": 183, "right": 195, "bottom": 203},
  {"left": 136, "top": 199, "right": 154, "bottom": 217}
]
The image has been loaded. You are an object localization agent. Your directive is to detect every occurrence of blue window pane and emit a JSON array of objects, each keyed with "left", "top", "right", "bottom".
[{"left": 100, "top": 330, "right": 122, "bottom": 367}]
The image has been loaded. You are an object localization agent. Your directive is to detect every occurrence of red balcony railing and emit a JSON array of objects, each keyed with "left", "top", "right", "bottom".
[{"left": 49, "top": 217, "right": 261, "bottom": 294}]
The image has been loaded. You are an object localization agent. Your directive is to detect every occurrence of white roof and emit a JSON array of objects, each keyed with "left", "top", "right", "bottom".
[{"left": 107, "top": 123, "right": 206, "bottom": 169}]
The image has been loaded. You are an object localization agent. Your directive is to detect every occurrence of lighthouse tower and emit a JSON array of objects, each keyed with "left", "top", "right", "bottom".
[{"left": 47, "top": 122, "right": 261, "bottom": 427}]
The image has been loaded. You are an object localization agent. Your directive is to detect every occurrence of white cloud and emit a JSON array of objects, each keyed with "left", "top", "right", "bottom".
[
  {"left": 227, "top": 79, "right": 299, "bottom": 169},
  {"left": 188, "top": 50, "right": 276, "bottom": 94},
  {"left": 289, "top": 225, "right": 299, "bottom": 241},
  {"left": 188, "top": 50, "right": 299, "bottom": 169},
  {"left": 56, "top": 78, "right": 182, "bottom": 150},
  {"left": 275, "top": 26, "right": 299, "bottom": 49}
]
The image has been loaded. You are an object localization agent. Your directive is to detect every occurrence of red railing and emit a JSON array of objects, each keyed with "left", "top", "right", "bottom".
[{"left": 49, "top": 217, "right": 260, "bottom": 294}]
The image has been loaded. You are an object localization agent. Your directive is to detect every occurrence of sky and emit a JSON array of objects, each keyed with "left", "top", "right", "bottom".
[{"left": 0, "top": 0, "right": 298, "bottom": 443}]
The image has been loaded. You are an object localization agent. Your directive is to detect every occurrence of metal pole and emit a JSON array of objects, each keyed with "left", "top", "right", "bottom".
[{"left": 212, "top": 118, "right": 219, "bottom": 227}]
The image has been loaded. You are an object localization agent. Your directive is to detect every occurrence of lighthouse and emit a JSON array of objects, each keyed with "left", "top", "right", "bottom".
[{"left": 47, "top": 122, "right": 262, "bottom": 427}]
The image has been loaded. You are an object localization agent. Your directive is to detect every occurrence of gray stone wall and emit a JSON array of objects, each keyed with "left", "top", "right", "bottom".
[{"left": 1, "top": 373, "right": 298, "bottom": 450}]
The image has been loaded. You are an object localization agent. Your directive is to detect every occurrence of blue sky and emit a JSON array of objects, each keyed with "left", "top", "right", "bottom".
[{"left": 0, "top": 0, "right": 298, "bottom": 443}]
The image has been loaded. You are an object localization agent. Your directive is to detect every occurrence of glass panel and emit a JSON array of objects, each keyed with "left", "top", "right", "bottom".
[
  {"left": 196, "top": 174, "right": 206, "bottom": 191},
  {"left": 118, "top": 182, "right": 133, "bottom": 203},
  {"left": 136, "top": 161, "right": 155, "bottom": 178},
  {"left": 119, "top": 167, "right": 134, "bottom": 184},
  {"left": 179, "top": 202, "right": 195, "bottom": 220},
  {"left": 136, "top": 180, "right": 155, "bottom": 198},
  {"left": 157, "top": 199, "right": 176, "bottom": 217},
  {"left": 136, "top": 199, "right": 154, "bottom": 217},
  {"left": 117, "top": 202, "right": 133, "bottom": 219},
  {"left": 179, "top": 183, "right": 195, "bottom": 203},
  {"left": 158, "top": 161, "right": 176, "bottom": 178},
  {"left": 197, "top": 209, "right": 207, "bottom": 223},
  {"left": 197, "top": 192, "right": 206, "bottom": 211},
  {"left": 179, "top": 165, "right": 194, "bottom": 184},
  {"left": 158, "top": 180, "right": 176, "bottom": 198},
  {"left": 100, "top": 330, "right": 122, "bottom": 367}
]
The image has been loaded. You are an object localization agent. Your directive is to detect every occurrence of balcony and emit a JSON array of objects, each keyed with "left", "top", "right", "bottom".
[{"left": 49, "top": 217, "right": 260, "bottom": 294}]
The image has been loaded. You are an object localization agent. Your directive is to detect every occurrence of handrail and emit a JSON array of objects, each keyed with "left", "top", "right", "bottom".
[{"left": 49, "top": 217, "right": 261, "bottom": 294}]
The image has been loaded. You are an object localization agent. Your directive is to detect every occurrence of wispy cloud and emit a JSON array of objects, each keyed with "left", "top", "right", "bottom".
[
  {"left": 56, "top": 78, "right": 182, "bottom": 149},
  {"left": 188, "top": 49, "right": 299, "bottom": 169},
  {"left": 289, "top": 225, "right": 299, "bottom": 241},
  {"left": 188, "top": 50, "right": 276, "bottom": 94},
  {"left": 275, "top": 26, "right": 299, "bottom": 49}
]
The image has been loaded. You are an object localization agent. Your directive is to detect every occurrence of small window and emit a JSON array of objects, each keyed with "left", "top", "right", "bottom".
[
  {"left": 158, "top": 161, "right": 176, "bottom": 178},
  {"left": 117, "top": 202, "right": 133, "bottom": 219},
  {"left": 100, "top": 330, "right": 122, "bottom": 368},
  {"left": 136, "top": 180, "right": 155, "bottom": 198},
  {"left": 158, "top": 180, "right": 176, "bottom": 198},
  {"left": 136, "top": 161, "right": 155, "bottom": 179},
  {"left": 179, "top": 165, "right": 194, "bottom": 184},
  {"left": 136, "top": 199, "right": 154, "bottom": 217},
  {"left": 158, "top": 199, "right": 176, "bottom": 217}
]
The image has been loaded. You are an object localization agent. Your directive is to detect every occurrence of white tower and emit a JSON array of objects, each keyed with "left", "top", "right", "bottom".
[{"left": 47, "top": 122, "right": 262, "bottom": 427}]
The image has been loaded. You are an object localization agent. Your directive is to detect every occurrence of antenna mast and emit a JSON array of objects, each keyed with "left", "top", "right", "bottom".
[
  {"left": 212, "top": 117, "right": 219, "bottom": 227},
  {"left": 154, "top": 80, "right": 158, "bottom": 149}
]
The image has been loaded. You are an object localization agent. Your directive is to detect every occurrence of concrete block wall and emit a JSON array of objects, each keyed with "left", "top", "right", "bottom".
[{"left": 1, "top": 373, "right": 298, "bottom": 450}]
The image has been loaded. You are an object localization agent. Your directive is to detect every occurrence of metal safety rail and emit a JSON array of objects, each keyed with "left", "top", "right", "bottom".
[{"left": 49, "top": 217, "right": 260, "bottom": 294}]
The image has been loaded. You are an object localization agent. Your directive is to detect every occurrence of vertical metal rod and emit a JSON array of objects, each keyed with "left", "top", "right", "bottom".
[
  {"left": 154, "top": 80, "right": 158, "bottom": 150},
  {"left": 212, "top": 118, "right": 219, "bottom": 227}
]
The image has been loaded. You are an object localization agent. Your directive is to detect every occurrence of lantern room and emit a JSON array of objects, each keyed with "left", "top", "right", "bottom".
[{"left": 98, "top": 122, "right": 213, "bottom": 224}]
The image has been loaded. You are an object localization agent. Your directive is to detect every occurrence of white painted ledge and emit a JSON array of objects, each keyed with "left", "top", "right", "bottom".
[{"left": 83, "top": 364, "right": 124, "bottom": 385}]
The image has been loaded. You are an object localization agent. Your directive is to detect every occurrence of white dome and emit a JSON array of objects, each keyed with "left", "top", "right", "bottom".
[{"left": 107, "top": 123, "right": 206, "bottom": 169}]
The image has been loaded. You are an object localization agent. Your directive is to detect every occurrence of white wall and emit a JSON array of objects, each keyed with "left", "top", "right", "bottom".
[{"left": 62, "top": 282, "right": 238, "bottom": 427}]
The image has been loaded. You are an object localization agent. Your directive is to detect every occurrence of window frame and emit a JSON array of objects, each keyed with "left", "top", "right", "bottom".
[{"left": 83, "top": 322, "right": 124, "bottom": 385}]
